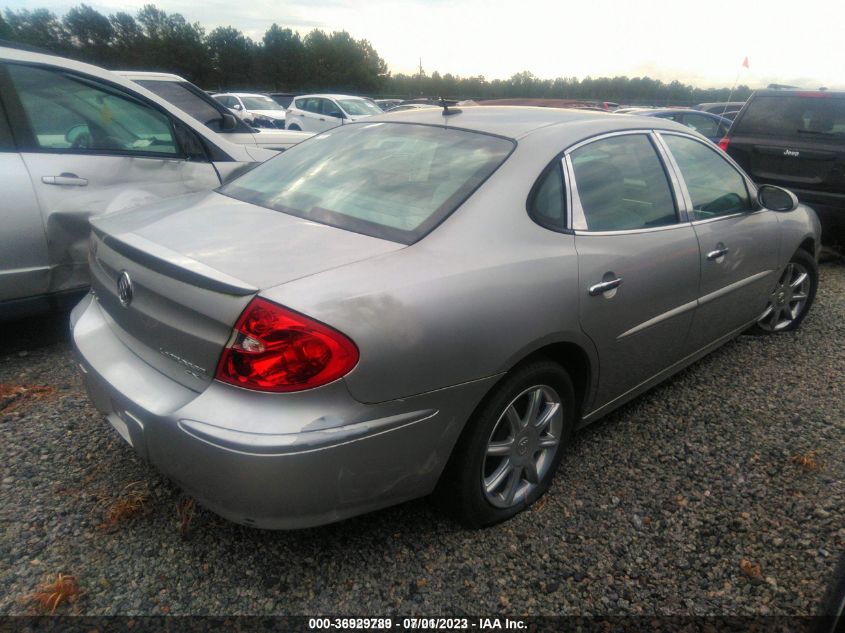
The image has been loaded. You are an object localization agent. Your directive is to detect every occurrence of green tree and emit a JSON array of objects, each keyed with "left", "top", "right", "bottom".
[
  {"left": 206, "top": 26, "right": 254, "bottom": 89},
  {"left": 262, "top": 24, "right": 303, "bottom": 90},
  {"left": 3, "top": 8, "right": 67, "bottom": 52},
  {"left": 64, "top": 4, "right": 113, "bottom": 65}
]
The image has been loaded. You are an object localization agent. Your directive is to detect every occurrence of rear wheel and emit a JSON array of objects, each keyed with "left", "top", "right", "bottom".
[
  {"left": 436, "top": 360, "right": 575, "bottom": 527},
  {"left": 751, "top": 249, "right": 817, "bottom": 334}
]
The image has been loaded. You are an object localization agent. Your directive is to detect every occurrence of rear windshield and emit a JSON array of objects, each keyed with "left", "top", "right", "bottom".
[
  {"left": 738, "top": 94, "right": 845, "bottom": 140},
  {"left": 219, "top": 122, "right": 515, "bottom": 244}
]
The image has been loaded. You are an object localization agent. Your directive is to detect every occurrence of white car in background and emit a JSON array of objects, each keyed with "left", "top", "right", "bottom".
[
  {"left": 213, "top": 92, "right": 287, "bottom": 129},
  {"left": 0, "top": 47, "right": 278, "bottom": 319},
  {"left": 118, "top": 73, "right": 311, "bottom": 151},
  {"left": 285, "top": 94, "right": 383, "bottom": 132}
]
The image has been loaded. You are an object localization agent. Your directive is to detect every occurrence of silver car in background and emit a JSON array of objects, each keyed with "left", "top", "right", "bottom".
[
  {"left": 71, "top": 107, "right": 821, "bottom": 529},
  {"left": 0, "top": 46, "right": 276, "bottom": 319}
]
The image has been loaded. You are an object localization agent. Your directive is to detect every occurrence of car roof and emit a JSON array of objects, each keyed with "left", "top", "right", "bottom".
[
  {"left": 751, "top": 89, "right": 845, "bottom": 98},
  {"left": 116, "top": 71, "right": 186, "bottom": 82},
  {"left": 222, "top": 93, "right": 272, "bottom": 98},
  {"left": 367, "top": 105, "right": 698, "bottom": 141}
]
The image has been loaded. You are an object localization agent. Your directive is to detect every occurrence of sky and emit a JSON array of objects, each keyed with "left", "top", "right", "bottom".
[{"left": 6, "top": 0, "right": 845, "bottom": 89}]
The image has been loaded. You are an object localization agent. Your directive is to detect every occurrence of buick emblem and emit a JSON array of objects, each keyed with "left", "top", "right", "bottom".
[{"left": 117, "top": 271, "right": 133, "bottom": 307}]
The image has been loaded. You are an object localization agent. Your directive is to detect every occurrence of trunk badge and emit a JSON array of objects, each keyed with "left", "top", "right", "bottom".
[
  {"left": 117, "top": 271, "right": 134, "bottom": 307},
  {"left": 783, "top": 149, "right": 800, "bottom": 157}
]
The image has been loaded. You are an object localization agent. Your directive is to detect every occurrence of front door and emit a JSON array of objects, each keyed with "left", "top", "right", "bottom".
[
  {"left": 568, "top": 132, "right": 701, "bottom": 413},
  {"left": 659, "top": 132, "right": 780, "bottom": 350},
  {"left": 2, "top": 62, "right": 221, "bottom": 297}
]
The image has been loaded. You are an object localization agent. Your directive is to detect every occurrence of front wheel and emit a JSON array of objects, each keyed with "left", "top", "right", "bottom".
[
  {"left": 436, "top": 360, "right": 575, "bottom": 528},
  {"left": 287, "top": 123, "right": 301, "bottom": 131},
  {"left": 751, "top": 249, "right": 818, "bottom": 334}
]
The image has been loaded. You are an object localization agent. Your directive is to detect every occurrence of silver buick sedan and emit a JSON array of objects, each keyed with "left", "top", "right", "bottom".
[{"left": 71, "top": 107, "right": 821, "bottom": 529}]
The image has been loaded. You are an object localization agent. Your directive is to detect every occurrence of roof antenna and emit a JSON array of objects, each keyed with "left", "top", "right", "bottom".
[{"left": 439, "top": 96, "right": 461, "bottom": 116}]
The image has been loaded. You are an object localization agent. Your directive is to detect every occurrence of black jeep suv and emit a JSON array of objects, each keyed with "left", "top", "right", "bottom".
[{"left": 721, "top": 89, "right": 845, "bottom": 246}]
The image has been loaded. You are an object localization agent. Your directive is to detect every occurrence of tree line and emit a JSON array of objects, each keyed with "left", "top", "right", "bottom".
[{"left": 0, "top": 4, "right": 751, "bottom": 105}]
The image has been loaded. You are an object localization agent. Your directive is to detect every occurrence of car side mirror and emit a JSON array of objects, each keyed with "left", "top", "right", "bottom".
[
  {"left": 232, "top": 104, "right": 242, "bottom": 111},
  {"left": 221, "top": 113, "right": 237, "bottom": 131},
  {"left": 757, "top": 184, "right": 798, "bottom": 212},
  {"left": 328, "top": 110, "right": 345, "bottom": 119}
]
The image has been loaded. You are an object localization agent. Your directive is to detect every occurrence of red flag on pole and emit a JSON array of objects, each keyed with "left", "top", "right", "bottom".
[{"left": 742, "top": 56, "right": 750, "bottom": 69}]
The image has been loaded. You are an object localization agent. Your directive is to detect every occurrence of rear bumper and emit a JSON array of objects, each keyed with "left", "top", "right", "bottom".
[{"left": 71, "top": 293, "right": 496, "bottom": 529}]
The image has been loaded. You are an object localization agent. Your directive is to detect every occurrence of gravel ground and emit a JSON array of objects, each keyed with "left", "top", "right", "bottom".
[{"left": 1, "top": 263, "right": 843, "bottom": 617}]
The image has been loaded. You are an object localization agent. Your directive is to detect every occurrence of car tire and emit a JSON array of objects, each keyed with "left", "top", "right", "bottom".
[
  {"left": 749, "top": 249, "right": 818, "bottom": 335},
  {"left": 435, "top": 360, "right": 575, "bottom": 528},
  {"left": 287, "top": 124, "right": 301, "bottom": 131}
]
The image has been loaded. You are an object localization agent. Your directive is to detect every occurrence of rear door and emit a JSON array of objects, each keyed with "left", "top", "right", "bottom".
[
  {"left": 2, "top": 62, "right": 221, "bottom": 296},
  {"left": 726, "top": 93, "right": 845, "bottom": 192},
  {"left": 567, "top": 131, "right": 701, "bottom": 412},
  {"left": 659, "top": 132, "right": 780, "bottom": 349}
]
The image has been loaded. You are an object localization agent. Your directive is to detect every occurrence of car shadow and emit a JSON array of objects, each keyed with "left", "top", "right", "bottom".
[{"left": 0, "top": 308, "right": 72, "bottom": 356}]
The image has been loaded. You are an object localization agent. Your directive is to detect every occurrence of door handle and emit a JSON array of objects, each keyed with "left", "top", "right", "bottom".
[
  {"left": 42, "top": 173, "right": 88, "bottom": 186},
  {"left": 588, "top": 277, "right": 623, "bottom": 296},
  {"left": 707, "top": 247, "right": 730, "bottom": 260}
]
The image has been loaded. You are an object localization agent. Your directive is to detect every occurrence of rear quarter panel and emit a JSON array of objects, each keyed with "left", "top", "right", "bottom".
[{"left": 261, "top": 135, "right": 596, "bottom": 405}]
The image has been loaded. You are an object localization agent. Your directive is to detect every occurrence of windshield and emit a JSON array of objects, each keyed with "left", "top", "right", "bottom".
[
  {"left": 740, "top": 95, "right": 845, "bottom": 139},
  {"left": 337, "top": 99, "right": 383, "bottom": 116},
  {"left": 220, "top": 122, "right": 514, "bottom": 244},
  {"left": 241, "top": 96, "right": 284, "bottom": 111}
]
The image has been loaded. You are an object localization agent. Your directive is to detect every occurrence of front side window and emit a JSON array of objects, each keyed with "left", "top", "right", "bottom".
[
  {"left": 570, "top": 134, "right": 677, "bottom": 231},
  {"left": 8, "top": 64, "right": 179, "bottom": 156},
  {"left": 662, "top": 134, "right": 751, "bottom": 220},
  {"left": 220, "top": 122, "right": 514, "bottom": 244}
]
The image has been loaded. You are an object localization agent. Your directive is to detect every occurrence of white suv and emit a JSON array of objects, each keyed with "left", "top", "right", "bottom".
[
  {"left": 285, "top": 94, "right": 383, "bottom": 132},
  {"left": 213, "top": 92, "right": 287, "bottom": 129},
  {"left": 0, "top": 46, "right": 279, "bottom": 319}
]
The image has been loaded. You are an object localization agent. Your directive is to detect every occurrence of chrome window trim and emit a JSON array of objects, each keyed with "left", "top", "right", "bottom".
[
  {"left": 563, "top": 129, "right": 685, "bottom": 233},
  {"left": 572, "top": 222, "right": 692, "bottom": 237},
  {"left": 655, "top": 130, "right": 761, "bottom": 222},
  {"left": 651, "top": 131, "right": 693, "bottom": 220}
]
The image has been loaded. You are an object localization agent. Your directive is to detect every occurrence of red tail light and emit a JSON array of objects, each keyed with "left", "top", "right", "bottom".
[
  {"left": 215, "top": 297, "right": 358, "bottom": 392},
  {"left": 718, "top": 136, "right": 730, "bottom": 152}
]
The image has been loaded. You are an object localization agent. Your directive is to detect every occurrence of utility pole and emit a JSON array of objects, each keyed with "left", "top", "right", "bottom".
[{"left": 418, "top": 57, "right": 424, "bottom": 96}]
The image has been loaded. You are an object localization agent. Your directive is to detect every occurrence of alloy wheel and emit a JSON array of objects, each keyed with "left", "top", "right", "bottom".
[
  {"left": 482, "top": 385, "right": 563, "bottom": 509},
  {"left": 756, "top": 262, "right": 811, "bottom": 332}
]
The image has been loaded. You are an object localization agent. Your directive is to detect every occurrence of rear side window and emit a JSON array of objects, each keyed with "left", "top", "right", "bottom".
[
  {"left": 8, "top": 64, "right": 180, "bottom": 156},
  {"left": 529, "top": 163, "right": 565, "bottom": 230},
  {"left": 570, "top": 134, "right": 677, "bottom": 231},
  {"left": 738, "top": 95, "right": 845, "bottom": 139},
  {"left": 662, "top": 134, "right": 751, "bottom": 220},
  {"left": 220, "top": 122, "right": 514, "bottom": 244}
]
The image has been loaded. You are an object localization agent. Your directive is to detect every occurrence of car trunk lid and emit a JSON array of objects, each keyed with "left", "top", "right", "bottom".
[{"left": 89, "top": 191, "right": 403, "bottom": 391}]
